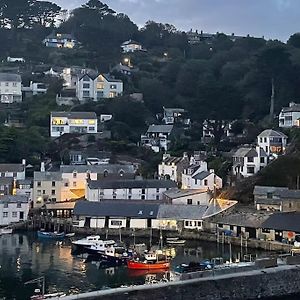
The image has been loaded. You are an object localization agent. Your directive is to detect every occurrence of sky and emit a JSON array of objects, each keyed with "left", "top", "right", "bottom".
[{"left": 51, "top": 0, "right": 300, "bottom": 41}]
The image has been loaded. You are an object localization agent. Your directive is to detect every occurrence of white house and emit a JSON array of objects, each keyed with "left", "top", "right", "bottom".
[
  {"left": 0, "top": 160, "right": 26, "bottom": 180},
  {"left": 7, "top": 57, "right": 25, "bottom": 63},
  {"left": 0, "top": 195, "right": 30, "bottom": 226},
  {"left": 279, "top": 102, "right": 300, "bottom": 128},
  {"left": 76, "top": 73, "right": 123, "bottom": 102},
  {"left": 43, "top": 33, "right": 77, "bottom": 48},
  {"left": 0, "top": 73, "right": 22, "bottom": 103},
  {"left": 22, "top": 82, "right": 47, "bottom": 96},
  {"left": 121, "top": 40, "right": 143, "bottom": 53},
  {"left": 232, "top": 146, "right": 268, "bottom": 178},
  {"left": 162, "top": 107, "right": 189, "bottom": 125},
  {"left": 86, "top": 179, "right": 177, "bottom": 202},
  {"left": 50, "top": 111, "right": 98, "bottom": 137},
  {"left": 141, "top": 125, "right": 174, "bottom": 153},
  {"left": 181, "top": 161, "right": 222, "bottom": 190},
  {"left": 257, "top": 129, "right": 288, "bottom": 157},
  {"left": 158, "top": 153, "right": 189, "bottom": 184}
]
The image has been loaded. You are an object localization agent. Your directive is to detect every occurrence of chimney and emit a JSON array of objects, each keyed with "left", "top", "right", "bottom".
[
  {"left": 183, "top": 152, "right": 188, "bottom": 158},
  {"left": 40, "top": 162, "right": 45, "bottom": 172},
  {"left": 22, "top": 159, "right": 26, "bottom": 166},
  {"left": 162, "top": 153, "right": 170, "bottom": 161},
  {"left": 209, "top": 169, "right": 215, "bottom": 174},
  {"left": 290, "top": 102, "right": 295, "bottom": 107}
]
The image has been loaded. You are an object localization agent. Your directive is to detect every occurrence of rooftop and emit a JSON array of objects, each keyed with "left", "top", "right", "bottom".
[
  {"left": 34, "top": 171, "right": 62, "bottom": 181},
  {"left": 51, "top": 112, "right": 97, "bottom": 119},
  {"left": 258, "top": 129, "right": 287, "bottom": 139},
  {"left": 163, "top": 189, "right": 209, "bottom": 199},
  {"left": 0, "top": 73, "right": 21, "bottom": 82},
  {"left": 87, "top": 179, "right": 177, "bottom": 190},
  {"left": 0, "top": 195, "right": 29, "bottom": 203},
  {"left": 146, "top": 124, "right": 174, "bottom": 134},
  {"left": 46, "top": 33, "right": 75, "bottom": 40},
  {"left": 74, "top": 200, "right": 159, "bottom": 218},
  {"left": 121, "top": 40, "right": 141, "bottom": 46},
  {"left": 0, "top": 163, "right": 25, "bottom": 173},
  {"left": 60, "top": 164, "right": 135, "bottom": 174},
  {"left": 262, "top": 212, "right": 300, "bottom": 232},
  {"left": 193, "top": 171, "right": 211, "bottom": 180},
  {"left": 281, "top": 103, "right": 300, "bottom": 113},
  {"left": 254, "top": 185, "right": 300, "bottom": 200}
]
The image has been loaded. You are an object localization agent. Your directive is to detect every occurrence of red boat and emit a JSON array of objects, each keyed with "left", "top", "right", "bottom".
[{"left": 127, "top": 260, "right": 170, "bottom": 270}]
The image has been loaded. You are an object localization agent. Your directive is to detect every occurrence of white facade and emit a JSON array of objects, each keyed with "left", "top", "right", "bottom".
[
  {"left": 232, "top": 146, "right": 268, "bottom": 178},
  {"left": 50, "top": 112, "right": 98, "bottom": 137},
  {"left": 77, "top": 74, "right": 123, "bottom": 102},
  {"left": 7, "top": 57, "right": 25, "bottom": 63},
  {"left": 0, "top": 160, "right": 26, "bottom": 180},
  {"left": 164, "top": 189, "right": 212, "bottom": 206},
  {"left": 0, "top": 73, "right": 22, "bottom": 104},
  {"left": 181, "top": 161, "right": 222, "bottom": 190},
  {"left": 0, "top": 196, "right": 30, "bottom": 226},
  {"left": 257, "top": 129, "right": 287, "bottom": 156},
  {"left": 86, "top": 186, "right": 171, "bottom": 202},
  {"left": 43, "top": 33, "right": 77, "bottom": 49},
  {"left": 22, "top": 82, "right": 47, "bottom": 96},
  {"left": 279, "top": 102, "right": 300, "bottom": 128},
  {"left": 121, "top": 40, "right": 143, "bottom": 53}
]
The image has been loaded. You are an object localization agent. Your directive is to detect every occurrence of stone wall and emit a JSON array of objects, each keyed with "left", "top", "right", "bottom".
[{"left": 62, "top": 265, "right": 300, "bottom": 300}]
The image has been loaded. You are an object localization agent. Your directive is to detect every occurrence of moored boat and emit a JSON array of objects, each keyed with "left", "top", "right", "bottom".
[
  {"left": 71, "top": 235, "right": 103, "bottom": 252},
  {"left": 166, "top": 237, "right": 186, "bottom": 245},
  {"left": 127, "top": 260, "right": 170, "bottom": 270},
  {"left": 0, "top": 227, "right": 13, "bottom": 235},
  {"left": 37, "top": 231, "right": 65, "bottom": 239}
]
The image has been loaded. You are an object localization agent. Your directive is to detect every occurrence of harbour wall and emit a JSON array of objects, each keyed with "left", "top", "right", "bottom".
[{"left": 59, "top": 264, "right": 300, "bottom": 300}]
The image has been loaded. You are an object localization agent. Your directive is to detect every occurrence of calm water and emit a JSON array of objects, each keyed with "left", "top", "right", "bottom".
[{"left": 0, "top": 233, "right": 292, "bottom": 300}]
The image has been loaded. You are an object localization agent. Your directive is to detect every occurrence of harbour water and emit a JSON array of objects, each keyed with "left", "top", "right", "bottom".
[{"left": 0, "top": 233, "right": 288, "bottom": 299}]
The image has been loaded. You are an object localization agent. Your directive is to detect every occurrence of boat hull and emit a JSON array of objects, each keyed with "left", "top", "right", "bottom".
[
  {"left": 0, "top": 228, "right": 13, "bottom": 235},
  {"left": 127, "top": 260, "right": 170, "bottom": 270},
  {"left": 37, "top": 231, "right": 65, "bottom": 239}
]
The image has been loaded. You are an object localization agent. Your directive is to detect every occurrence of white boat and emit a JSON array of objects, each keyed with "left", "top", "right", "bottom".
[
  {"left": 72, "top": 235, "right": 110, "bottom": 252},
  {"left": 166, "top": 237, "right": 186, "bottom": 245},
  {"left": 88, "top": 240, "right": 116, "bottom": 253},
  {"left": 0, "top": 227, "right": 13, "bottom": 235},
  {"left": 65, "top": 232, "right": 75, "bottom": 238}
]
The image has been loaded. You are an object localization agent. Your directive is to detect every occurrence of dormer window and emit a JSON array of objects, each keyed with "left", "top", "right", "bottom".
[
  {"left": 138, "top": 210, "right": 143, "bottom": 215},
  {"left": 103, "top": 170, "right": 108, "bottom": 177},
  {"left": 119, "top": 170, "right": 124, "bottom": 177}
]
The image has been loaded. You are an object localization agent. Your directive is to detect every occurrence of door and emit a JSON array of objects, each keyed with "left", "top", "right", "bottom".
[
  {"left": 84, "top": 217, "right": 91, "bottom": 228},
  {"left": 19, "top": 212, "right": 24, "bottom": 220}
]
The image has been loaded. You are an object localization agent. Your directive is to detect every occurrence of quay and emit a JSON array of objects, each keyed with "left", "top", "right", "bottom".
[
  {"left": 60, "top": 263, "right": 300, "bottom": 300},
  {"left": 13, "top": 217, "right": 293, "bottom": 252}
]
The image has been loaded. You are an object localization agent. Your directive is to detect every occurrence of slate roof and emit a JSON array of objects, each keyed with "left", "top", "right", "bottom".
[
  {"left": 163, "top": 108, "right": 185, "bottom": 116},
  {"left": 74, "top": 200, "right": 159, "bottom": 218},
  {"left": 0, "top": 73, "right": 21, "bottom": 82},
  {"left": 60, "top": 164, "right": 135, "bottom": 174},
  {"left": 121, "top": 40, "right": 141, "bottom": 46},
  {"left": 0, "top": 163, "right": 24, "bottom": 173},
  {"left": 258, "top": 129, "right": 287, "bottom": 139},
  {"left": 78, "top": 73, "right": 122, "bottom": 83},
  {"left": 233, "top": 147, "right": 258, "bottom": 158},
  {"left": 34, "top": 171, "right": 62, "bottom": 181},
  {"left": 51, "top": 112, "right": 97, "bottom": 119},
  {"left": 157, "top": 204, "right": 208, "bottom": 220},
  {"left": 254, "top": 186, "right": 300, "bottom": 200},
  {"left": 0, "top": 177, "right": 13, "bottom": 185},
  {"left": 282, "top": 104, "right": 300, "bottom": 113},
  {"left": 146, "top": 125, "right": 173, "bottom": 134},
  {"left": 162, "top": 156, "right": 184, "bottom": 165},
  {"left": 193, "top": 171, "right": 211, "bottom": 180},
  {"left": 46, "top": 33, "right": 75, "bottom": 40},
  {"left": 88, "top": 179, "right": 177, "bottom": 190},
  {"left": 262, "top": 212, "right": 300, "bottom": 232},
  {"left": 0, "top": 195, "right": 29, "bottom": 203}
]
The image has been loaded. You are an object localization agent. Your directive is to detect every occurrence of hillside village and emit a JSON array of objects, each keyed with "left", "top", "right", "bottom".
[{"left": 2, "top": 0, "right": 300, "bottom": 247}]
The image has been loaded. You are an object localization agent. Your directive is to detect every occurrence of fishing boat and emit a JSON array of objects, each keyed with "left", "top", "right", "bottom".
[
  {"left": 71, "top": 235, "right": 103, "bottom": 252},
  {"left": 84, "top": 239, "right": 116, "bottom": 254},
  {"left": 127, "top": 260, "right": 170, "bottom": 270},
  {"left": 166, "top": 237, "right": 186, "bottom": 245},
  {"left": 37, "top": 231, "right": 65, "bottom": 239},
  {"left": 0, "top": 227, "right": 13, "bottom": 235},
  {"left": 127, "top": 250, "right": 170, "bottom": 270},
  {"left": 175, "top": 261, "right": 213, "bottom": 274}
]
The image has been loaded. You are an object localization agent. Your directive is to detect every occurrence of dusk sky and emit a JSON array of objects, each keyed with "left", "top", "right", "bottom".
[{"left": 52, "top": 0, "right": 300, "bottom": 41}]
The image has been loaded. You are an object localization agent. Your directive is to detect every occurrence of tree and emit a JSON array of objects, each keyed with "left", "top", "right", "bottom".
[
  {"left": 288, "top": 33, "right": 300, "bottom": 49},
  {"left": 82, "top": 0, "right": 116, "bottom": 15},
  {"left": 31, "top": 1, "right": 61, "bottom": 27}
]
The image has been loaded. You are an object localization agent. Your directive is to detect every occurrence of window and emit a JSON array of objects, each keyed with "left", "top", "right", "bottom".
[
  {"left": 260, "top": 157, "right": 265, "bottom": 164},
  {"left": 97, "top": 83, "right": 104, "bottom": 89},
  {"left": 88, "top": 127, "right": 95, "bottom": 131},
  {"left": 264, "top": 137, "right": 267, "bottom": 143},
  {"left": 4, "top": 203, "right": 8, "bottom": 208},
  {"left": 197, "top": 221, "right": 202, "bottom": 227},
  {"left": 218, "top": 224, "right": 223, "bottom": 228},
  {"left": 248, "top": 157, "right": 254, "bottom": 163},
  {"left": 141, "top": 195, "right": 145, "bottom": 200},
  {"left": 156, "top": 195, "right": 159, "bottom": 200},
  {"left": 104, "top": 170, "right": 108, "bottom": 177},
  {"left": 17, "top": 202, "right": 21, "bottom": 208},
  {"left": 73, "top": 172, "right": 77, "bottom": 178},
  {"left": 97, "top": 91, "right": 104, "bottom": 99},
  {"left": 83, "top": 83, "right": 90, "bottom": 89},
  {"left": 13, "top": 172, "right": 17, "bottom": 177},
  {"left": 42, "top": 190, "right": 45, "bottom": 194},
  {"left": 83, "top": 91, "right": 90, "bottom": 97},
  {"left": 37, "top": 181, "right": 41, "bottom": 187},
  {"left": 52, "top": 181, "right": 55, "bottom": 187},
  {"left": 3, "top": 212, "right": 8, "bottom": 218},
  {"left": 267, "top": 192, "right": 273, "bottom": 199},
  {"left": 37, "top": 190, "right": 41, "bottom": 196},
  {"left": 119, "top": 170, "right": 124, "bottom": 177},
  {"left": 128, "top": 188, "right": 132, "bottom": 194},
  {"left": 156, "top": 188, "right": 159, "bottom": 193},
  {"left": 51, "top": 189, "right": 55, "bottom": 195},
  {"left": 260, "top": 137, "right": 263, "bottom": 143},
  {"left": 204, "top": 179, "right": 208, "bottom": 186},
  {"left": 12, "top": 212, "right": 17, "bottom": 218},
  {"left": 247, "top": 166, "right": 255, "bottom": 174},
  {"left": 64, "top": 182, "right": 69, "bottom": 187},
  {"left": 185, "top": 221, "right": 189, "bottom": 227},
  {"left": 111, "top": 220, "right": 122, "bottom": 226},
  {"left": 141, "top": 188, "right": 145, "bottom": 194},
  {"left": 73, "top": 182, "right": 77, "bottom": 187},
  {"left": 187, "top": 199, "right": 192, "bottom": 205},
  {"left": 110, "top": 84, "right": 117, "bottom": 89}
]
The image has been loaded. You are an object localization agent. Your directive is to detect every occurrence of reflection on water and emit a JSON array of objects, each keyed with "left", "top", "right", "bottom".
[{"left": 0, "top": 233, "right": 269, "bottom": 300}]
